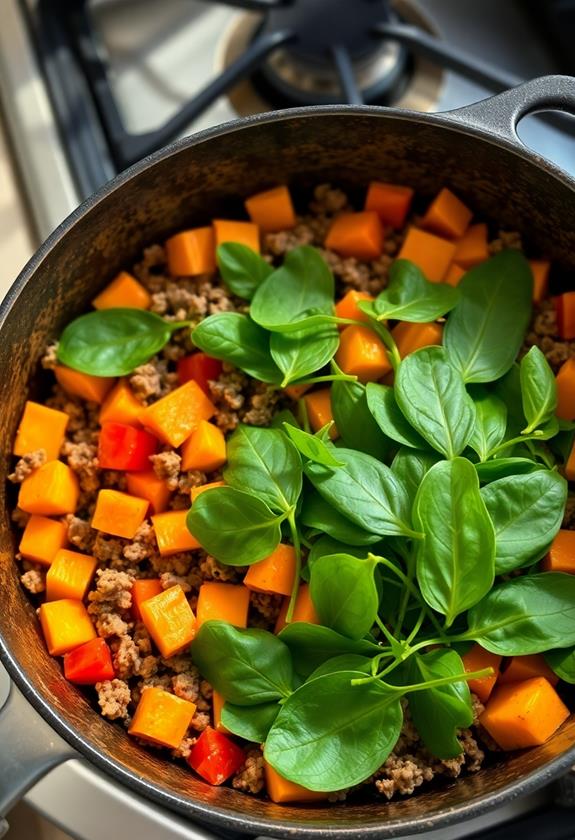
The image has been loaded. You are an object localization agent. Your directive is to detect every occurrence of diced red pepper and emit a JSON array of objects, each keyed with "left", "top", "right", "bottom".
[
  {"left": 177, "top": 353, "right": 223, "bottom": 395},
  {"left": 187, "top": 726, "right": 245, "bottom": 785},
  {"left": 98, "top": 422, "right": 158, "bottom": 471},
  {"left": 63, "top": 638, "right": 115, "bottom": 684}
]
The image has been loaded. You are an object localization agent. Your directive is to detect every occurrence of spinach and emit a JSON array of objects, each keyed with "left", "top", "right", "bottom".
[
  {"left": 481, "top": 470, "right": 567, "bottom": 573},
  {"left": 475, "top": 457, "right": 544, "bottom": 484},
  {"left": 545, "top": 647, "right": 575, "bottom": 684},
  {"left": 493, "top": 364, "right": 526, "bottom": 438},
  {"left": 414, "top": 458, "right": 495, "bottom": 626},
  {"left": 278, "top": 622, "right": 380, "bottom": 679},
  {"left": 331, "top": 379, "right": 390, "bottom": 460},
  {"left": 216, "top": 242, "right": 273, "bottom": 300},
  {"left": 520, "top": 345, "right": 557, "bottom": 434},
  {"left": 366, "top": 383, "right": 428, "bottom": 450},
  {"left": 391, "top": 448, "right": 441, "bottom": 502},
  {"left": 187, "top": 486, "right": 283, "bottom": 566},
  {"left": 190, "top": 621, "right": 294, "bottom": 705},
  {"left": 283, "top": 423, "right": 344, "bottom": 468},
  {"left": 192, "top": 312, "right": 282, "bottom": 383},
  {"left": 444, "top": 250, "right": 533, "bottom": 383},
  {"left": 467, "top": 386, "right": 507, "bottom": 462},
  {"left": 309, "top": 553, "right": 379, "bottom": 640},
  {"left": 307, "top": 655, "right": 373, "bottom": 681},
  {"left": 307, "top": 536, "right": 370, "bottom": 570},
  {"left": 395, "top": 347, "right": 476, "bottom": 459},
  {"left": 271, "top": 408, "right": 300, "bottom": 429},
  {"left": 270, "top": 322, "right": 339, "bottom": 386},
  {"left": 299, "top": 485, "right": 381, "bottom": 546},
  {"left": 220, "top": 701, "right": 279, "bottom": 742},
  {"left": 367, "top": 259, "right": 460, "bottom": 322},
  {"left": 264, "top": 672, "right": 403, "bottom": 791}
]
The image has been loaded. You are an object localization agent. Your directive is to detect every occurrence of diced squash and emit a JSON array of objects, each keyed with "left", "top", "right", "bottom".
[
  {"left": 54, "top": 366, "right": 115, "bottom": 404},
  {"left": 45, "top": 548, "right": 97, "bottom": 602},
  {"left": 421, "top": 188, "right": 472, "bottom": 239},
  {"left": 180, "top": 420, "right": 226, "bottom": 473},
  {"left": 196, "top": 582, "right": 250, "bottom": 628},
  {"left": 131, "top": 578, "right": 163, "bottom": 622},
  {"left": 364, "top": 181, "right": 414, "bottom": 229},
  {"left": 284, "top": 383, "right": 311, "bottom": 400},
  {"left": 99, "top": 379, "right": 144, "bottom": 427},
  {"left": 480, "top": 676, "right": 569, "bottom": 750},
  {"left": 139, "top": 585, "right": 197, "bottom": 658},
  {"left": 213, "top": 220, "right": 260, "bottom": 254},
  {"left": 461, "top": 644, "right": 502, "bottom": 703},
  {"left": 453, "top": 223, "right": 488, "bottom": 269},
  {"left": 397, "top": 227, "right": 457, "bottom": 283},
  {"left": 165, "top": 227, "right": 216, "bottom": 276},
  {"left": 566, "top": 440, "right": 575, "bottom": 482},
  {"left": 151, "top": 510, "right": 201, "bottom": 556},
  {"left": 335, "top": 324, "right": 391, "bottom": 382},
  {"left": 303, "top": 389, "right": 338, "bottom": 439},
  {"left": 530, "top": 260, "right": 550, "bottom": 304},
  {"left": 244, "top": 544, "right": 296, "bottom": 597},
  {"left": 555, "top": 359, "right": 575, "bottom": 421},
  {"left": 325, "top": 211, "right": 384, "bottom": 261},
  {"left": 92, "top": 271, "right": 151, "bottom": 310},
  {"left": 554, "top": 291, "right": 575, "bottom": 340},
  {"left": 264, "top": 762, "right": 326, "bottom": 804},
  {"left": 334, "top": 290, "right": 374, "bottom": 325},
  {"left": 141, "top": 380, "right": 216, "bottom": 448},
  {"left": 126, "top": 470, "right": 171, "bottom": 515},
  {"left": 91, "top": 489, "right": 148, "bottom": 539},
  {"left": 275, "top": 584, "right": 319, "bottom": 634},
  {"left": 212, "top": 690, "right": 228, "bottom": 733},
  {"left": 19, "top": 515, "right": 68, "bottom": 566},
  {"left": 129, "top": 686, "right": 196, "bottom": 749},
  {"left": 444, "top": 263, "right": 466, "bottom": 287},
  {"left": 245, "top": 186, "right": 296, "bottom": 232},
  {"left": 392, "top": 321, "right": 444, "bottom": 358},
  {"left": 542, "top": 529, "right": 575, "bottom": 573},
  {"left": 13, "top": 401, "right": 68, "bottom": 461},
  {"left": 18, "top": 461, "right": 79, "bottom": 516},
  {"left": 190, "top": 481, "right": 226, "bottom": 503},
  {"left": 499, "top": 654, "right": 559, "bottom": 687},
  {"left": 39, "top": 599, "right": 96, "bottom": 656}
]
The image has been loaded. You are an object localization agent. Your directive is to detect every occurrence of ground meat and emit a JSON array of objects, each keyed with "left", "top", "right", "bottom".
[
  {"left": 310, "top": 183, "right": 350, "bottom": 215},
  {"left": 8, "top": 449, "right": 46, "bottom": 483},
  {"left": 208, "top": 367, "right": 248, "bottom": 433},
  {"left": 41, "top": 342, "right": 58, "bottom": 369},
  {"left": 20, "top": 567, "right": 45, "bottom": 594},
  {"left": 123, "top": 521, "right": 158, "bottom": 564},
  {"left": 66, "top": 514, "right": 95, "bottom": 552},
  {"left": 92, "top": 532, "right": 131, "bottom": 570},
  {"left": 62, "top": 440, "right": 99, "bottom": 494},
  {"left": 150, "top": 451, "right": 181, "bottom": 490},
  {"left": 375, "top": 753, "right": 435, "bottom": 799},
  {"left": 111, "top": 635, "right": 142, "bottom": 680},
  {"left": 129, "top": 359, "right": 177, "bottom": 402},
  {"left": 489, "top": 229, "right": 522, "bottom": 253},
  {"left": 172, "top": 672, "right": 200, "bottom": 703},
  {"left": 250, "top": 591, "right": 282, "bottom": 622},
  {"left": 96, "top": 679, "right": 131, "bottom": 720},
  {"left": 241, "top": 384, "right": 281, "bottom": 427},
  {"left": 88, "top": 569, "right": 134, "bottom": 637},
  {"left": 11, "top": 507, "right": 29, "bottom": 528},
  {"left": 199, "top": 554, "right": 243, "bottom": 583},
  {"left": 232, "top": 747, "right": 265, "bottom": 795},
  {"left": 177, "top": 470, "right": 207, "bottom": 494},
  {"left": 564, "top": 494, "right": 575, "bottom": 529}
]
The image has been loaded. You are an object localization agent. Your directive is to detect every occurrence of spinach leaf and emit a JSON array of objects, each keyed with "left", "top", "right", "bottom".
[
  {"left": 366, "top": 383, "right": 428, "bottom": 450},
  {"left": 475, "top": 457, "right": 544, "bottom": 484},
  {"left": 192, "top": 313, "right": 282, "bottom": 383},
  {"left": 57, "top": 308, "right": 177, "bottom": 376},
  {"left": 443, "top": 250, "right": 533, "bottom": 383},
  {"left": 220, "top": 701, "right": 279, "bottom": 742},
  {"left": 190, "top": 621, "right": 293, "bottom": 705},
  {"left": 278, "top": 622, "right": 380, "bottom": 679},
  {"left": 408, "top": 649, "right": 473, "bottom": 759},
  {"left": 283, "top": 423, "right": 344, "bottom": 468},
  {"left": 493, "top": 364, "right": 525, "bottom": 438},
  {"left": 307, "top": 655, "right": 373, "bottom": 681},
  {"left": 545, "top": 647, "right": 575, "bottom": 684},
  {"left": 369, "top": 259, "right": 460, "bottom": 322},
  {"left": 270, "top": 322, "right": 339, "bottom": 386},
  {"left": 481, "top": 470, "right": 567, "bottom": 574},
  {"left": 216, "top": 242, "right": 273, "bottom": 300},
  {"left": 300, "top": 485, "right": 381, "bottom": 546},
  {"left": 187, "top": 486, "right": 283, "bottom": 566},
  {"left": 466, "top": 573, "right": 575, "bottom": 655},
  {"left": 467, "top": 385, "right": 507, "bottom": 462},
  {"left": 395, "top": 347, "right": 476, "bottom": 459},
  {"left": 520, "top": 345, "right": 557, "bottom": 434},
  {"left": 271, "top": 408, "right": 300, "bottom": 429},
  {"left": 307, "top": 536, "right": 369, "bottom": 571},
  {"left": 264, "top": 672, "right": 403, "bottom": 791},
  {"left": 391, "top": 448, "right": 441, "bottom": 502},
  {"left": 310, "top": 553, "right": 379, "bottom": 640},
  {"left": 414, "top": 458, "right": 495, "bottom": 626},
  {"left": 305, "top": 448, "right": 416, "bottom": 538},
  {"left": 331, "top": 380, "right": 390, "bottom": 460}
]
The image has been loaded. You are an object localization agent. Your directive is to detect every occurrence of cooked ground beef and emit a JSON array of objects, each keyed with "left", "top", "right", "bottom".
[
  {"left": 96, "top": 679, "right": 131, "bottom": 720},
  {"left": 9, "top": 449, "right": 47, "bottom": 483}
]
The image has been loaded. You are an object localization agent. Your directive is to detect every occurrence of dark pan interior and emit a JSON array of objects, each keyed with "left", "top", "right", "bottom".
[{"left": 1, "top": 108, "right": 575, "bottom": 839}]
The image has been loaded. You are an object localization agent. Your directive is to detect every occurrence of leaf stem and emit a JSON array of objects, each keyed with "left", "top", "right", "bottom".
[
  {"left": 393, "top": 667, "right": 494, "bottom": 695},
  {"left": 406, "top": 609, "right": 426, "bottom": 645},
  {"left": 375, "top": 615, "right": 399, "bottom": 647},
  {"left": 290, "top": 373, "right": 358, "bottom": 386},
  {"left": 167, "top": 319, "right": 195, "bottom": 331},
  {"left": 298, "top": 398, "right": 311, "bottom": 433},
  {"left": 286, "top": 510, "right": 302, "bottom": 623},
  {"left": 366, "top": 321, "right": 402, "bottom": 372}
]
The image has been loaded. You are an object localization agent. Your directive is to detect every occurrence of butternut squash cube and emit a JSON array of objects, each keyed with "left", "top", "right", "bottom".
[
  {"left": 190, "top": 481, "right": 226, "bottom": 503},
  {"left": 165, "top": 227, "right": 216, "bottom": 276},
  {"left": 212, "top": 690, "right": 228, "bottom": 733},
  {"left": 139, "top": 585, "right": 197, "bottom": 658},
  {"left": 180, "top": 420, "right": 226, "bottom": 473},
  {"left": 126, "top": 470, "right": 171, "bottom": 515},
  {"left": 18, "top": 461, "right": 79, "bottom": 516},
  {"left": 566, "top": 439, "right": 575, "bottom": 482},
  {"left": 264, "top": 762, "right": 326, "bottom": 804},
  {"left": 364, "top": 181, "right": 414, "bottom": 229},
  {"left": 480, "top": 677, "right": 569, "bottom": 750},
  {"left": 131, "top": 578, "right": 163, "bottom": 622},
  {"left": 542, "top": 529, "right": 575, "bottom": 574},
  {"left": 13, "top": 401, "right": 69, "bottom": 461},
  {"left": 461, "top": 643, "right": 502, "bottom": 703},
  {"left": 244, "top": 544, "right": 296, "bottom": 597},
  {"left": 92, "top": 271, "right": 151, "bottom": 310},
  {"left": 39, "top": 599, "right": 96, "bottom": 656},
  {"left": 54, "top": 366, "right": 115, "bottom": 404},
  {"left": 335, "top": 324, "right": 391, "bottom": 382},
  {"left": 392, "top": 321, "right": 444, "bottom": 358},
  {"left": 99, "top": 379, "right": 144, "bottom": 427},
  {"left": 283, "top": 383, "right": 311, "bottom": 401},
  {"left": 421, "top": 188, "right": 472, "bottom": 239},
  {"left": 334, "top": 290, "right": 374, "bottom": 324},
  {"left": 325, "top": 211, "right": 384, "bottom": 261},
  {"left": 554, "top": 359, "right": 575, "bottom": 422},
  {"left": 398, "top": 227, "right": 457, "bottom": 283},
  {"left": 196, "top": 582, "right": 250, "bottom": 628},
  {"left": 91, "top": 489, "right": 148, "bottom": 539},
  {"left": 245, "top": 186, "right": 296, "bottom": 232},
  {"left": 141, "top": 380, "right": 216, "bottom": 448},
  {"left": 530, "top": 260, "right": 550, "bottom": 304},
  {"left": 444, "top": 263, "right": 466, "bottom": 287},
  {"left": 129, "top": 686, "right": 196, "bottom": 749},
  {"left": 46, "top": 548, "right": 97, "bottom": 602},
  {"left": 19, "top": 514, "right": 69, "bottom": 566},
  {"left": 303, "top": 389, "right": 338, "bottom": 439},
  {"left": 453, "top": 223, "right": 488, "bottom": 269},
  {"left": 151, "top": 510, "right": 201, "bottom": 556},
  {"left": 499, "top": 654, "right": 559, "bottom": 687},
  {"left": 213, "top": 220, "right": 260, "bottom": 254},
  {"left": 275, "top": 584, "right": 319, "bottom": 634}
]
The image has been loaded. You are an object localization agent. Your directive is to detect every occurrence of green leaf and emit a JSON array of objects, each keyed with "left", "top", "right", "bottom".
[
  {"left": 282, "top": 423, "right": 344, "bottom": 468},
  {"left": 307, "top": 536, "right": 369, "bottom": 571},
  {"left": 481, "top": 470, "right": 567, "bottom": 574},
  {"left": 474, "top": 457, "right": 545, "bottom": 484},
  {"left": 300, "top": 485, "right": 380, "bottom": 546},
  {"left": 520, "top": 345, "right": 558, "bottom": 434},
  {"left": 310, "top": 553, "right": 379, "bottom": 640},
  {"left": 270, "top": 409, "right": 300, "bottom": 429},
  {"left": 264, "top": 672, "right": 402, "bottom": 791},
  {"left": 331, "top": 380, "right": 391, "bottom": 460},
  {"left": 187, "top": 486, "right": 283, "bottom": 566},
  {"left": 278, "top": 622, "right": 381, "bottom": 679},
  {"left": 57, "top": 308, "right": 175, "bottom": 376},
  {"left": 190, "top": 621, "right": 293, "bottom": 705},
  {"left": 408, "top": 649, "right": 473, "bottom": 759},
  {"left": 216, "top": 242, "right": 273, "bottom": 300},
  {"left": 414, "top": 458, "right": 495, "bottom": 626},
  {"left": 391, "top": 448, "right": 441, "bottom": 502},
  {"left": 493, "top": 364, "right": 525, "bottom": 438},
  {"left": 466, "top": 573, "right": 575, "bottom": 655},
  {"left": 467, "top": 385, "right": 507, "bottom": 462},
  {"left": 270, "top": 322, "right": 339, "bottom": 386},
  {"left": 307, "top": 655, "right": 373, "bottom": 681},
  {"left": 545, "top": 647, "right": 575, "bottom": 684},
  {"left": 366, "top": 383, "right": 428, "bottom": 450},
  {"left": 370, "top": 259, "right": 460, "bottom": 322},
  {"left": 395, "top": 347, "right": 476, "bottom": 459},
  {"left": 221, "top": 701, "right": 279, "bottom": 741},
  {"left": 444, "top": 250, "right": 533, "bottom": 383},
  {"left": 224, "top": 425, "right": 302, "bottom": 514},
  {"left": 192, "top": 313, "right": 282, "bottom": 383}
]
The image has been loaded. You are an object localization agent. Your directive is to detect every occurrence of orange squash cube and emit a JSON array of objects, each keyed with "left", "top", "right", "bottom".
[
  {"left": 444, "top": 263, "right": 466, "bottom": 287},
  {"left": 566, "top": 440, "right": 575, "bottom": 482},
  {"left": 151, "top": 510, "right": 201, "bottom": 556},
  {"left": 126, "top": 470, "right": 171, "bottom": 515},
  {"left": 554, "top": 359, "right": 575, "bottom": 422},
  {"left": 325, "top": 211, "right": 384, "bottom": 261},
  {"left": 542, "top": 529, "right": 575, "bottom": 573},
  {"left": 364, "top": 181, "right": 414, "bottom": 229},
  {"left": 131, "top": 578, "right": 163, "bottom": 622},
  {"left": 91, "top": 489, "right": 148, "bottom": 539},
  {"left": 212, "top": 690, "right": 228, "bottom": 733},
  {"left": 397, "top": 227, "right": 457, "bottom": 283},
  {"left": 422, "top": 188, "right": 472, "bottom": 240},
  {"left": 141, "top": 380, "right": 216, "bottom": 448},
  {"left": 39, "top": 599, "right": 96, "bottom": 656},
  {"left": 480, "top": 677, "right": 569, "bottom": 751},
  {"left": 284, "top": 383, "right": 311, "bottom": 401},
  {"left": 499, "top": 654, "right": 559, "bottom": 687},
  {"left": 139, "top": 585, "right": 197, "bottom": 658},
  {"left": 461, "top": 643, "right": 502, "bottom": 703},
  {"left": 180, "top": 420, "right": 226, "bottom": 473},
  {"left": 165, "top": 227, "right": 216, "bottom": 277},
  {"left": 392, "top": 321, "right": 444, "bottom": 358},
  {"left": 335, "top": 324, "right": 391, "bottom": 382},
  {"left": 18, "top": 461, "right": 79, "bottom": 516},
  {"left": 129, "top": 686, "right": 196, "bottom": 749},
  {"left": 275, "top": 584, "right": 319, "bottom": 634},
  {"left": 453, "top": 223, "right": 488, "bottom": 269},
  {"left": 213, "top": 220, "right": 260, "bottom": 254},
  {"left": 13, "top": 401, "right": 69, "bottom": 461},
  {"left": 303, "top": 389, "right": 338, "bottom": 439},
  {"left": 196, "top": 582, "right": 250, "bottom": 629},
  {"left": 264, "top": 762, "right": 326, "bottom": 804},
  {"left": 530, "top": 260, "right": 550, "bottom": 304},
  {"left": 19, "top": 514, "right": 69, "bottom": 566},
  {"left": 190, "top": 480, "right": 226, "bottom": 503},
  {"left": 99, "top": 379, "right": 144, "bottom": 427},
  {"left": 54, "top": 366, "right": 115, "bottom": 404},
  {"left": 244, "top": 185, "right": 296, "bottom": 232},
  {"left": 334, "top": 290, "right": 374, "bottom": 325},
  {"left": 45, "top": 548, "right": 97, "bottom": 602},
  {"left": 244, "top": 544, "right": 296, "bottom": 597},
  {"left": 92, "top": 271, "right": 151, "bottom": 310}
]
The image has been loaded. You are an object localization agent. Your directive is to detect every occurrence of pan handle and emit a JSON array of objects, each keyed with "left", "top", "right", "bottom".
[{"left": 441, "top": 74, "right": 575, "bottom": 148}]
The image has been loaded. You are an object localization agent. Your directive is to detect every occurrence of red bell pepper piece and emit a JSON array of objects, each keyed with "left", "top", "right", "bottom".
[
  {"left": 187, "top": 726, "right": 245, "bottom": 785},
  {"left": 63, "top": 638, "right": 115, "bottom": 684},
  {"left": 98, "top": 422, "right": 158, "bottom": 471},
  {"left": 177, "top": 353, "right": 222, "bottom": 395}
]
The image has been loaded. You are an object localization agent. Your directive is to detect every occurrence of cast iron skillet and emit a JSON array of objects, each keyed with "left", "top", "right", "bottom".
[{"left": 1, "top": 75, "right": 575, "bottom": 840}]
